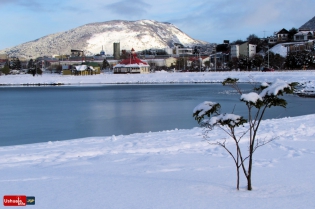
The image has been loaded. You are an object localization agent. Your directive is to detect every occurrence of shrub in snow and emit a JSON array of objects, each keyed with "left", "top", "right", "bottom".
[{"left": 193, "top": 78, "right": 297, "bottom": 190}]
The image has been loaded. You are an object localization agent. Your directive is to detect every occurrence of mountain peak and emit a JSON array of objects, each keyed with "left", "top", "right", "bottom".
[
  {"left": 0, "top": 20, "right": 207, "bottom": 58},
  {"left": 299, "top": 16, "right": 315, "bottom": 30}
]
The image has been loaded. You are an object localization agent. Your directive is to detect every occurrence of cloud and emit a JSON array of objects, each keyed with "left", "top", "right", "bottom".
[
  {"left": 1, "top": 0, "right": 315, "bottom": 49},
  {"left": 0, "top": 0, "right": 44, "bottom": 10},
  {"left": 0, "top": 0, "right": 18, "bottom": 5},
  {"left": 0, "top": 0, "right": 85, "bottom": 13},
  {"left": 158, "top": 0, "right": 315, "bottom": 42},
  {"left": 106, "top": 0, "right": 151, "bottom": 18}
]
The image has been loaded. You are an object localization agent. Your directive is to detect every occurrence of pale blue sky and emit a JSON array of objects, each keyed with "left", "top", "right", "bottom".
[{"left": 0, "top": 0, "right": 314, "bottom": 49}]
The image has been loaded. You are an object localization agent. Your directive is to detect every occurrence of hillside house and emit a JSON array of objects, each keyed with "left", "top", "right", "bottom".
[
  {"left": 294, "top": 30, "right": 314, "bottom": 41},
  {"left": 268, "top": 28, "right": 289, "bottom": 44}
]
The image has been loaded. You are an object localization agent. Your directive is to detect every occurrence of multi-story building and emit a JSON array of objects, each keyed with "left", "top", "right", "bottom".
[
  {"left": 113, "top": 42, "right": 120, "bottom": 60},
  {"left": 230, "top": 42, "right": 256, "bottom": 59}
]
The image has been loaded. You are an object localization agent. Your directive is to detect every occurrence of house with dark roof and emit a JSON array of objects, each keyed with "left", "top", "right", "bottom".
[{"left": 268, "top": 28, "right": 289, "bottom": 44}]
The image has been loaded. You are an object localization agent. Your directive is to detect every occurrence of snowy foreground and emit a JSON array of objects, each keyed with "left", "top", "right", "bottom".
[
  {"left": 0, "top": 115, "right": 315, "bottom": 208},
  {"left": 1, "top": 71, "right": 315, "bottom": 208}
]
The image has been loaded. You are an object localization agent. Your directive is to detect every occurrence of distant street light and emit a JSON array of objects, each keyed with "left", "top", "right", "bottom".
[{"left": 268, "top": 45, "right": 270, "bottom": 68}]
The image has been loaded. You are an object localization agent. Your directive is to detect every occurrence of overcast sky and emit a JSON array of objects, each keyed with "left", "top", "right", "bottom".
[{"left": 0, "top": 0, "right": 314, "bottom": 50}]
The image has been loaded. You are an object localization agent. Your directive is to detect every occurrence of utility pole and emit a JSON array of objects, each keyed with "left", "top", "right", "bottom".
[
  {"left": 263, "top": 30, "right": 268, "bottom": 38},
  {"left": 268, "top": 45, "right": 269, "bottom": 68},
  {"left": 214, "top": 47, "right": 217, "bottom": 72},
  {"left": 199, "top": 53, "right": 202, "bottom": 72}
]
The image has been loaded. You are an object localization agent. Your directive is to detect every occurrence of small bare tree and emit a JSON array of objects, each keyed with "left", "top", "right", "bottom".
[{"left": 193, "top": 78, "right": 297, "bottom": 190}]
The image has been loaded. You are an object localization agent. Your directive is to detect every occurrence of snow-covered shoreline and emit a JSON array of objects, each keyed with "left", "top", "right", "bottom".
[{"left": 1, "top": 70, "right": 315, "bottom": 86}]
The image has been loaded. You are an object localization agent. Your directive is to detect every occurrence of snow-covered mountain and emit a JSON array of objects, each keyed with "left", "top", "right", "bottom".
[{"left": 0, "top": 20, "right": 208, "bottom": 58}]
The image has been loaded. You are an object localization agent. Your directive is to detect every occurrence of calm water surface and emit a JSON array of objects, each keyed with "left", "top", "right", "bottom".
[{"left": 0, "top": 84, "right": 314, "bottom": 146}]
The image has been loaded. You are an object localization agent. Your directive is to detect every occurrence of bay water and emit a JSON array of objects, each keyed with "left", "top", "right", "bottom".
[{"left": 0, "top": 84, "right": 314, "bottom": 146}]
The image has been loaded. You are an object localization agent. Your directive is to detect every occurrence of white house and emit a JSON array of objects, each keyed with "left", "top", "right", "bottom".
[{"left": 294, "top": 31, "right": 314, "bottom": 41}]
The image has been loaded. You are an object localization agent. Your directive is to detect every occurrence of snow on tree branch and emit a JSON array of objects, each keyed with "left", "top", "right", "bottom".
[
  {"left": 259, "top": 80, "right": 291, "bottom": 97},
  {"left": 203, "top": 113, "right": 247, "bottom": 128},
  {"left": 261, "top": 82, "right": 269, "bottom": 88},
  {"left": 193, "top": 101, "right": 221, "bottom": 123},
  {"left": 240, "top": 92, "right": 262, "bottom": 104}
]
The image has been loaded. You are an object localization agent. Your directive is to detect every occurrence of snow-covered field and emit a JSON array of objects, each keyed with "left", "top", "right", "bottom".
[
  {"left": 1, "top": 71, "right": 315, "bottom": 208},
  {"left": 1, "top": 115, "right": 315, "bottom": 208}
]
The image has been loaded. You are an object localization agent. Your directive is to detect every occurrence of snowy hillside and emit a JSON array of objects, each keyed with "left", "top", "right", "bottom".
[{"left": 0, "top": 20, "right": 208, "bottom": 58}]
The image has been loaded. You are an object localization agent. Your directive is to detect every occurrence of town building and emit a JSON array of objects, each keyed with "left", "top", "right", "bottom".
[
  {"left": 230, "top": 42, "right": 256, "bottom": 59},
  {"left": 113, "top": 48, "right": 150, "bottom": 74},
  {"left": 113, "top": 42, "right": 120, "bottom": 60},
  {"left": 294, "top": 30, "right": 314, "bottom": 41},
  {"left": 146, "top": 57, "right": 177, "bottom": 69},
  {"left": 268, "top": 28, "right": 290, "bottom": 44}
]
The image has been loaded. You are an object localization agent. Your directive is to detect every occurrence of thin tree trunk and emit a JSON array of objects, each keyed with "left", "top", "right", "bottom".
[
  {"left": 237, "top": 167, "right": 240, "bottom": 190},
  {"left": 247, "top": 175, "right": 252, "bottom": 190},
  {"left": 247, "top": 153, "right": 253, "bottom": 190}
]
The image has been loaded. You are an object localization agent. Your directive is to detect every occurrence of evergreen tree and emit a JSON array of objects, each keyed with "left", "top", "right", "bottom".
[
  {"left": 288, "top": 28, "right": 298, "bottom": 41},
  {"left": 27, "top": 59, "right": 34, "bottom": 69},
  {"left": 10, "top": 57, "right": 21, "bottom": 70},
  {"left": 102, "top": 59, "right": 110, "bottom": 69},
  {"left": 15, "top": 58, "right": 21, "bottom": 70},
  {"left": 1, "top": 65, "right": 10, "bottom": 75},
  {"left": 263, "top": 52, "right": 285, "bottom": 69},
  {"left": 252, "top": 54, "right": 264, "bottom": 70},
  {"left": 247, "top": 34, "right": 260, "bottom": 45},
  {"left": 176, "top": 57, "right": 186, "bottom": 70}
]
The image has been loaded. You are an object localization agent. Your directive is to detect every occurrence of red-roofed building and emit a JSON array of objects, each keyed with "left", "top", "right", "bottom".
[{"left": 113, "top": 48, "right": 150, "bottom": 74}]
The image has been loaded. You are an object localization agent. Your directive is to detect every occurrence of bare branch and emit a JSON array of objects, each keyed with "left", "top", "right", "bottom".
[
  {"left": 253, "top": 136, "right": 278, "bottom": 153},
  {"left": 205, "top": 139, "right": 238, "bottom": 165},
  {"left": 232, "top": 104, "right": 236, "bottom": 113}
]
